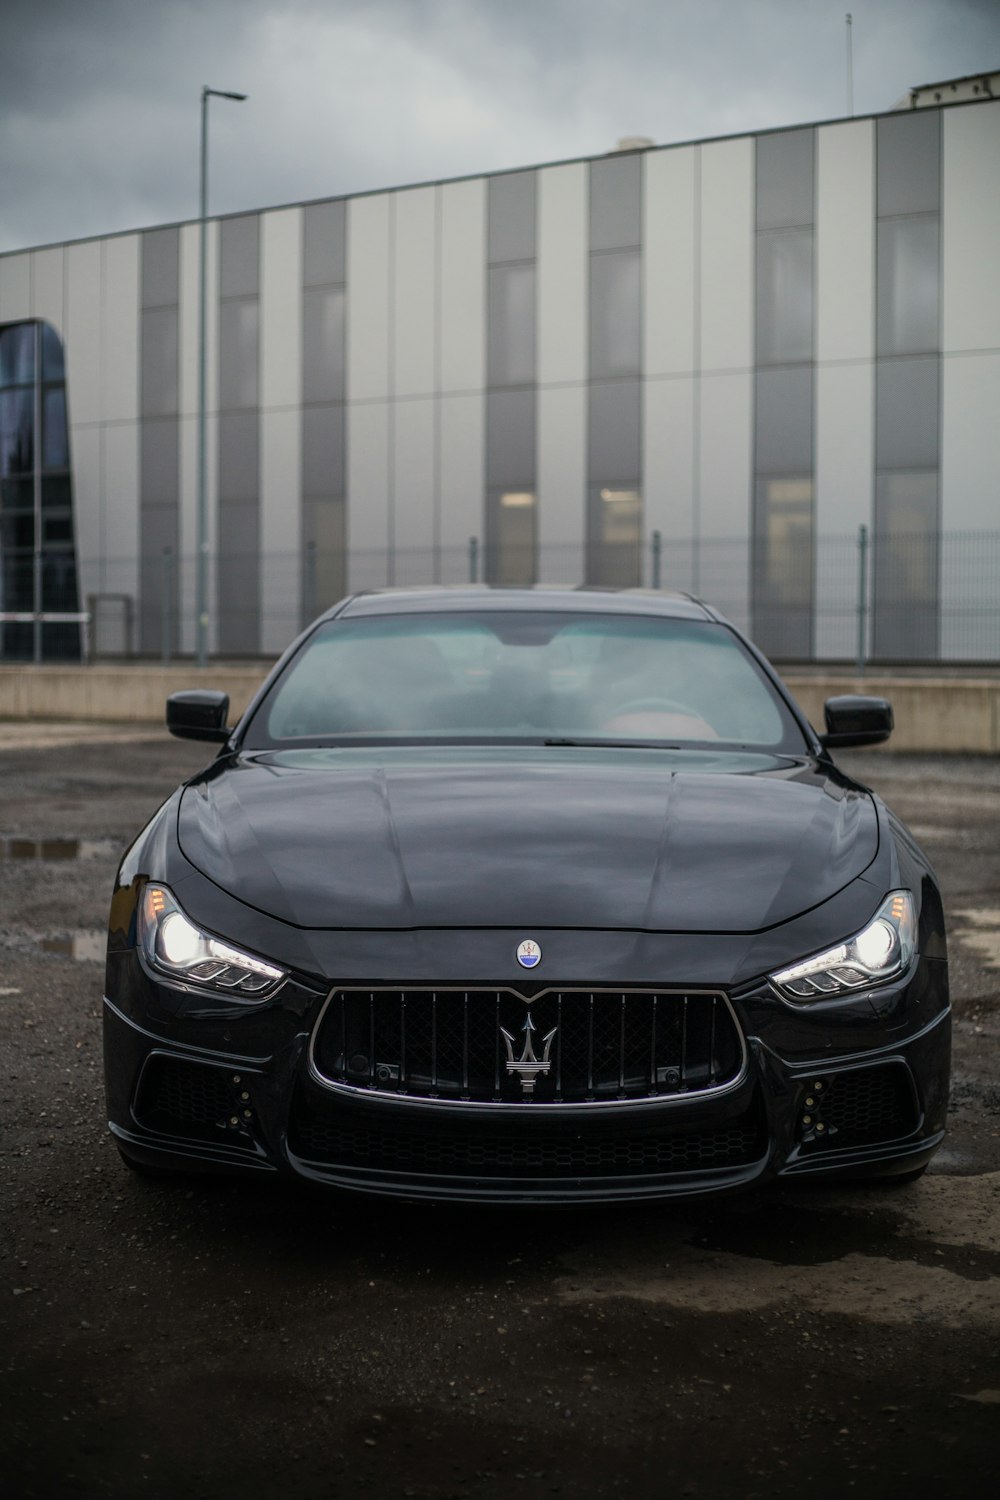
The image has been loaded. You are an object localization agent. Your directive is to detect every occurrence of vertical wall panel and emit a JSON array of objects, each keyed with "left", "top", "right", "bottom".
[
  {"left": 71, "top": 426, "right": 102, "bottom": 601},
  {"left": 644, "top": 377, "right": 695, "bottom": 571},
  {"left": 816, "top": 120, "right": 874, "bottom": 364},
  {"left": 177, "top": 221, "right": 213, "bottom": 654},
  {"left": 393, "top": 396, "right": 436, "bottom": 581},
  {"left": 537, "top": 385, "right": 585, "bottom": 581},
  {"left": 698, "top": 372, "right": 752, "bottom": 629},
  {"left": 439, "top": 392, "right": 484, "bottom": 581},
  {"left": 0, "top": 254, "right": 31, "bottom": 321},
  {"left": 347, "top": 194, "right": 391, "bottom": 401},
  {"left": 439, "top": 179, "right": 485, "bottom": 393},
  {"left": 103, "top": 421, "right": 140, "bottom": 604},
  {"left": 942, "top": 102, "right": 1000, "bottom": 353},
  {"left": 259, "top": 208, "right": 303, "bottom": 648},
  {"left": 699, "top": 138, "right": 753, "bottom": 372},
  {"left": 101, "top": 235, "right": 140, "bottom": 423},
  {"left": 644, "top": 147, "right": 697, "bottom": 377},
  {"left": 66, "top": 241, "right": 103, "bottom": 426},
  {"left": 32, "top": 247, "right": 65, "bottom": 333},
  {"left": 814, "top": 362, "right": 874, "bottom": 657},
  {"left": 393, "top": 187, "right": 437, "bottom": 398},
  {"left": 346, "top": 400, "right": 390, "bottom": 588},
  {"left": 537, "top": 162, "right": 587, "bottom": 387},
  {"left": 941, "top": 352, "right": 1000, "bottom": 531}
]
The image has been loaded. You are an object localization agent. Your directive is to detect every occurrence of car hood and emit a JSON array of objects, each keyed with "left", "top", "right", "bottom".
[{"left": 176, "top": 748, "right": 878, "bottom": 934}]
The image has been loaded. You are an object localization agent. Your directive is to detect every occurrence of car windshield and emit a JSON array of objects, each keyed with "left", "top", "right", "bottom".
[{"left": 245, "top": 611, "right": 805, "bottom": 751}]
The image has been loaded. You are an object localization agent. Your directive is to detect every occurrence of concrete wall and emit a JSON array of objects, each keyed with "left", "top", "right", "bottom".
[{"left": 1, "top": 664, "right": 997, "bottom": 752}]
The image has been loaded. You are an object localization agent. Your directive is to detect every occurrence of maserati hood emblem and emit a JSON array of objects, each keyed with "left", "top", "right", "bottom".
[
  {"left": 516, "top": 939, "right": 541, "bottom": 969},
  {"left": 500, "top": 1011, "right": 558, "bottom": 1098}
]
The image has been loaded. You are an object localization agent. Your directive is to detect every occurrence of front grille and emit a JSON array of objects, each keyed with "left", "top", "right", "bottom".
[
  {"left": 289, "top": 1091, "right": 766, "bottom": 1178},
  {"left": 311, "top": 987, "right": 745, "bottom": 1105},
  {"left": 804, "top": 1064, "right": 918, "bottom": 1150}
]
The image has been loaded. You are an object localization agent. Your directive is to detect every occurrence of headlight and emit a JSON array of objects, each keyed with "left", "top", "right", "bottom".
[
  {"left": 770, "top": 891, "right": 916, "bottom": 1002},
  {"left": 139, "top": 884, "right": 286, "bottom": 1000}
]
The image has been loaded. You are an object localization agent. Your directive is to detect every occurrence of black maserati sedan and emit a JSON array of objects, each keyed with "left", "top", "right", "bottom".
[{"left": 104, "top": 588, "right": 949, "bottom": 1202}]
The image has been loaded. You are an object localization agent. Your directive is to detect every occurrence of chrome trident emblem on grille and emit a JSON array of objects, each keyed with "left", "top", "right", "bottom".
[{"left": 500, "top": 1011, "right": 558, "bottom": 1098}]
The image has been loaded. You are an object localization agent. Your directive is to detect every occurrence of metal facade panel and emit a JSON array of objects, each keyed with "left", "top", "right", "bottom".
[
  {"left": 346, "top": 193, "right": 391, "bottom": 402},
  {"left": 816, "top": 121, "right": 874, "bottom": 363},
  {"left": 942, "top": 101, "right": 1000, "bottom": 353},
  {"left": 260, "top": 406, "right": 301, "bottom": 652},
  {"left": 537, "top": 383, "right": 585, "bottom": 581},
  {"left": 814, "top": 362, "right": 874, "bottom": 658},
  {"left": 260, "top": 208, "right": 303, "bottom": 412},
  {"left": 698, "top": 370, "right": 752, "bottom": 629},
  {"left": 438, "top": 391, "right": 484, "bottom": 581},
  {"left": 392, "top": 394, "right": 436, "bottom": 579},
  {"left": 643, "top": 148, "right": 696, "bottom": 378},
  {"left": 643, "top": 376, "right": 695, "bottom": 564},
  {"left": 65, "top": 240, "right": 103, "bottom": 426},
  {"left": 100, "top": 236, "right": 140, "bottom": 424},
  {"left": 31, "top": 247, "right": 65, "bottom": 334},
  {"left": 699, "top": 138, "right": 753, "bottom": 373},
  {"left": 346, "top": 398, "right": 390, "bottom": 583},
  {"left": 941, "top": 351, "right": 1000, "bottom": 531},
  {"left": 102, "top": 419, "right": 141, "bottom": 595},
  {"left": 0, "top": 254, "right": 31, "bottom": 321},
  {"left": 537, "top": 162, "right": 587, "bottom": 387},
  {"left": 393, "top": 187, "right": 437, "bottom": 399},
  {"left": 439, "top": 178, "right": 486, "bottom": 394}
]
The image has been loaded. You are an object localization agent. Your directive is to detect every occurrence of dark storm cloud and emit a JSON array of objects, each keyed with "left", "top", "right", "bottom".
[{"left": 1, "top": 0, "right": 998, "bottom": 252}]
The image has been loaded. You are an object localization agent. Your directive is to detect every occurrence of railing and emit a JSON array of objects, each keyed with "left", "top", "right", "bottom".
[{"left": 2, "top": 528, "right": 998, "bottom": 666}]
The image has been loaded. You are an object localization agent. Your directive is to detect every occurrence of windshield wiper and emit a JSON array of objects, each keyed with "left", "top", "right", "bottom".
[{"left": 543, "top": 736, "right": 682, "bottom": 750}]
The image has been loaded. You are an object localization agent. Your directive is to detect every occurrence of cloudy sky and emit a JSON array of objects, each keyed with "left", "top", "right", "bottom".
[{"left": 1, "top": 0, "right": 998, "bottom": 253}]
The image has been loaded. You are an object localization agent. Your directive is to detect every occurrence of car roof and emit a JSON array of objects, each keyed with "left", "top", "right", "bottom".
[{"left": 330, "top": 586, "right": 719, "bottom": 623}]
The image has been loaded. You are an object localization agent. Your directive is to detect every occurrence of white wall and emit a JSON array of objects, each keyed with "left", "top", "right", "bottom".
[
  {"left": 537, "top": 162, "right": 587, "bottom": 572},
  {"left": 259, "top": 208, "right": 303, "bottom": 650}
]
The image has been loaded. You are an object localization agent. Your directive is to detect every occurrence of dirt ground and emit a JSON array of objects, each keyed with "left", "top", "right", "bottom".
[{"left": 1, "top": 728, "right": 998, "bottom": 1500}]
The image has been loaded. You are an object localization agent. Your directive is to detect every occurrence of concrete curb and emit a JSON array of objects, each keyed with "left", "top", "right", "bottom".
[{"left": 1, "top": 664, "right": 998, "bottom": 754}]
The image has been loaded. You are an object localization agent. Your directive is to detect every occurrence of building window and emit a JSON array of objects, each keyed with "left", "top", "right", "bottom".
[
  {"left": 586, "top": 154, "right": 642, "bottom": 587},
  {"left": 0, "top": 319, "right": 80, "bottom": 661},
  {"left": 752, "top": 128, "right": 815, "bottom": 658},
  {"left": 485, "top": 172, "right": 537, "bottom": 585}
]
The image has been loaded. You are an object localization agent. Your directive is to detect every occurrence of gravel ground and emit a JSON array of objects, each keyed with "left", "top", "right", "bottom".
[{"left": 1, "top": 731, "right": 998, "bottom": 1500}]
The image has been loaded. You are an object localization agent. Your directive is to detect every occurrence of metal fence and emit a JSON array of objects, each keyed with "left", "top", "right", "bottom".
[{"left": 3, "top": 527, "right": 998, "bottom": 667}]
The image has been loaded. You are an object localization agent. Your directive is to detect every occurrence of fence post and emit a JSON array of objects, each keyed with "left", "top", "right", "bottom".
[
  {"left": 161, "top": 547, "right": 173, "bottom": 666},
  {"left": 651, "top": 530, "right": 662, "bottom": 590},
  {"left": 469, "top": 535, "right": 479, "bottom": 584},
  {"left": 856, "top": 523, "right": 868, "bottom": 678}
]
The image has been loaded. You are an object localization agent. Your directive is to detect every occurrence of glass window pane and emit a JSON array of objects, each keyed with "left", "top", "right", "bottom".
[
  {"left": 587, "top": 485, "right": 642, "bottom": 587},
  {"left": 877, "top": 216, "right": 939, "bottom": 355},
  {"left": 873, "top": 470, "right": 939, "bottom": 659},
  {"left": 486, "top": 389, "right": 535, "bottom": 488},
  {"left": 0, "top": 323, "right": 36, "bottom": 387},
  {"left": 486, "top": 488, "right": 536, "bottom": 585},
  {"left": 755, "top": 366, "right": 813, "bottom": 475},
  {"left": 488, "top": 264, "right": 535, "bottom": 386},
  {"left": 41, "top": 475, "right": 71, "bottom": 511},
  {"left": 756, "top": 129, "right": 814, "bottom": 229},
  {"left": 875, "top": 357, "right": 939, "bottom": 470},
  {"left": 877, "top": 112, "right": 941, "bottom": 218},
  {"left": 0, "top": 389, "right": 34, "bottom": 476},
  {"left": 756, "top": 230, "right": 813, "bottom": 365},
  {"left": 488, "top": 172, "right": 536, "bottom": 263},
  {"left": 752, "top": 476, "right": 813, "bottom": 658},
  {"left": 141, "top": 419, "right": 179, "bottom": 508},
  {"left": 219, "top": 410, "right": 258, "bottom": 502},
  {"left": 1, "top": 477, "right": 34, "bottom": 511},
  {"left": 303, "top": 201, "right": 346, "bottom": 286},
  {"left": 141, "top": 306, "right": 179, "bottom": 417},
  {"left": 141, "top": 227, "right": 180, "bottom": 308},
  {"left": 42, "top": 388, "right": 68, "bottom": 470},
  {"left": 219, "top": 298, "right": 259, "bottom": 409},
  {"left": 41, "top": 549, "right": 78, "bottom": 610},
  {"left": 588, "top": 379, "right": 641, "bottom": 483},
  {"left": 302, "top": 405, "right": 345, "bottom": 497},
  {"left": 590, "top": 155, "right": 641, "bottom": 251},
  {"left": 220, "top": 215, "right": 259, "bottom": 298},
  {"left": 589, "top": 250, "right": 640, "bottom": 378},
  {"left": 303, "top": 285, "right": 345, "bottom": 403},
  {"left": 41, "top": 323, "right": 65, "bottom": 382}
]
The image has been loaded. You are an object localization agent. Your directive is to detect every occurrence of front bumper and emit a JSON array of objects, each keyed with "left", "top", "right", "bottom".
[{"left": 103, "top": 945, "right": 950, "bottom": 1204}]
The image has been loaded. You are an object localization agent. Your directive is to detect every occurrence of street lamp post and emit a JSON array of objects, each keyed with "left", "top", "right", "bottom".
[{"left": 196, "top": 85, "right": 247, "bottom": 667}]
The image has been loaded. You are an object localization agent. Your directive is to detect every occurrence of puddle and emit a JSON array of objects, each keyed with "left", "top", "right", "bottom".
[
  {"left": 1, "top": 837, "right": 120, "bottom": 862},
  {"left": 39, "top": 930, "right": 106, "bottom": 963}
]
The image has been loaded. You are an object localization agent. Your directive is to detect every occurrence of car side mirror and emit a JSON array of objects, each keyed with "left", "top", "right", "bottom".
[
  {"left": 820, "top": 695, "right": 894, "bottom": 749},
  {"left": 166, "top": 690, "right": 232, "bottom": 743}
]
